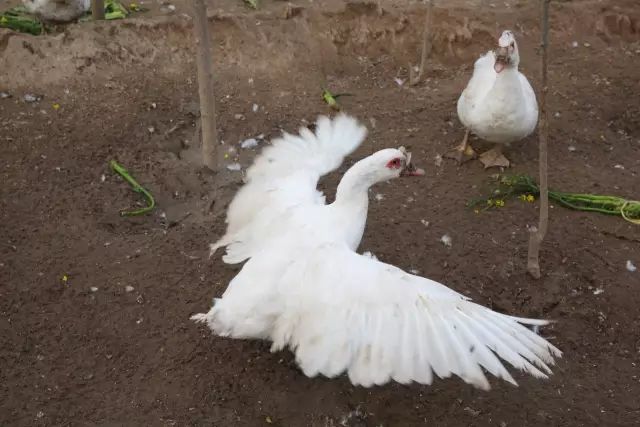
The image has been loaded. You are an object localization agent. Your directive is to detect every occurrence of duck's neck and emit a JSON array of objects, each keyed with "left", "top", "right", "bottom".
[
  {"left": 330, "top": 162, "right": 376, "bottom": 250},
  {"left": 492, "top": 67, "right": 523, "bottom": 106},
  {"left": 494, "top": 66, "right": 521, "bottom": 90},
  {"left": 335, "top": 162, "right": 376, "bottom": 204}
]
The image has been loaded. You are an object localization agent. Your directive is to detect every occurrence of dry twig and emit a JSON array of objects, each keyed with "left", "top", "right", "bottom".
[{"left": 410, "top": 0, "right": 434, "bottom": 86}]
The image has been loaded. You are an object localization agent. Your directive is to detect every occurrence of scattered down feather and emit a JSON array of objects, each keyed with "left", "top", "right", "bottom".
[{"left": 193, "top": 114, "right": 561, "bottom": 390}]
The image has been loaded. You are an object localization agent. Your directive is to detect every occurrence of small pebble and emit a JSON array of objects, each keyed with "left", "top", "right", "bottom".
[
  {"left": 627, "top": 260, "right": 637, "bottom": 272},
  {"left": 240, "top": 138, "right": 259, "bottom": 149},
  {"left": 226, "top": 163, "right": 242, "bottom": 171},
  {"left": 434, "top": 154, "right": 443, "bottom": 167},
  {"left": 421, "top": 219, "right": 430, "bottom": 227},
  {"left": 252, "top": 103, "right": 259, "bottom": 112},
  {"left": 440, "top": 234, "right": 452, "bottom": 247},
  {"left": 24, "top": 94, "right": 41, "bottom": 103},
  {"left": 375, "top": 193, "right": 384, "bottom": 201},
  {"left": 0, "top": 92, "right": 11, "bottom": 99},
  {"left": 464, "top": 407, "right": 480, "bottom": 417},
  {"left": 571, "top": 41, "right": 578, "bottom": 48},
  {"left": 125, "top": 285, "right": 135, "bottom": 293},
  {"left": 568, "top": 145, "right": 576, "bottom": 152},
  {"left": 90, "top": 286, "right": 98, "bottom": 292},
  {"left": 394, "top": 77, "right": 405, "bottom": 86},
  {"left": 593, "top": 288, "right": 604, "bottom": 295},
  {"left": 614, "top": 164, "right": 625, "bottom": 170}
]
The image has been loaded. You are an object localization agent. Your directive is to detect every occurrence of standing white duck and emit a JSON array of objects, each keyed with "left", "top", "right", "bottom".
[
  {"left": 193, "top": 114, "right": 561, "bottom": 389},
  {"left": 450, "top": 30, "right": 538, "bottom": 168}
]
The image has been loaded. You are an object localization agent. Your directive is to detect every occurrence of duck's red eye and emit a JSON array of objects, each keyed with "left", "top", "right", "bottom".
[{"left": 386, "top": 158, "right": 402, "bottom": 169}]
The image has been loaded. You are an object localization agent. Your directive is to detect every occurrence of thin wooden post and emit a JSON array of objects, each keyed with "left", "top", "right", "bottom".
[
  {"left": 527, "top": 0, "right": 551, "bottom": 278},
  {"left": 410, "top": 0, "right": 433, "bottom": 86},
  {"left": 192, "top": 0, "right": 219, "bottom": 171},
  {"left": 92, "top": 0, "right": 105, "bottom": 20}
]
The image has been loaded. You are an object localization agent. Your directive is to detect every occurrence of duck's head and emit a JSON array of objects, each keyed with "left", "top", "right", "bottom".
[
  {"left": 364, "top": 147, "right": 426, "bottom": 183},
  {"left": 335, "top": 146, "right": 425, "bottom": 201},
  {"left": 494, "top": 30, "right": 520, "bottom": 73}
]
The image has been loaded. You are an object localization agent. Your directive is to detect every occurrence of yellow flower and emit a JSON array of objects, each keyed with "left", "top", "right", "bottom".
[
  {"left": 495, "top": 199, "right": 505, "bottom": 207},
  {"left": 474, "top": 209, "right": 480, "bottom": 214},
  {"left": 519, "top": 194, "right": 527, "bottom": 201},
  {"left": 526, "top": 194, "right": 535, "bottom": 203},
  {"left": 52, "top": 103, "right": 61, "bottom": 110},
  {"left": 62, "top": 274, "right": 68, "bottom": 283},
  {"left": 487, "top": 199, "right": 494, "bottom": 206}
]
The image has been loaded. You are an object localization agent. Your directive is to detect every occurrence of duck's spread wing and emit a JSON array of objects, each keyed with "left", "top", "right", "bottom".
[
  {"left": 271, "top": 243, "right": 562, "bottom": 389},
  {"left": 211, "top": 114, "right": 367, "bottom": 263}
]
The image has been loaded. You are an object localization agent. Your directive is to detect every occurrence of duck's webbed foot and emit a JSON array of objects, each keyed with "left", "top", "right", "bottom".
[
  {"left": 479, "top": 145, "right": 510, "bottom": 169},
  {"left": 445, "top": 129, "right": 476, "bottom": 164}
]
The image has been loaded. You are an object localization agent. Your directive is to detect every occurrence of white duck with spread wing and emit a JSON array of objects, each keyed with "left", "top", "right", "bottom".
[
  {"left": 452, "top": 30, "right": 539, "bottom": 168},
  {"left": 193, "top": 114, "right": 561, "bottom": 389}
]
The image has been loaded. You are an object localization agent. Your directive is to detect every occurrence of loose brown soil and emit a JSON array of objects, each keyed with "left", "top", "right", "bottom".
[{"left": 1, "top": 0, "right": 639, "bottom": 425}]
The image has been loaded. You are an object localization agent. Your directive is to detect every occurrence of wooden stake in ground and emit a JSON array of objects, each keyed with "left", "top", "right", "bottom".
[
  {"left": 410, "top": 0, "right": 434, "bottom": 86},
  {"left": 92, "top": 0, "right": 105, "bottom": 20},
  {"left": 192, "top": 0, "right": 219, "bottom": 171},
  {"left": 527, "top": 0, "right": 551, "bottom": 279}
]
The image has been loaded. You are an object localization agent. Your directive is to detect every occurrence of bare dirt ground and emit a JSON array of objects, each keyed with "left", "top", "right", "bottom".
[{"left": 1, "top": 0, "right": 640, "bottom": 425}]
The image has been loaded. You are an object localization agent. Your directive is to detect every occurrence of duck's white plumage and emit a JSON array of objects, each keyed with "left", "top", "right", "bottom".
[
  {"left": 457, "top": 32, "right": 538, "bottom": 145},
  {"left": 22, "top": 0, "right": 90, "bottom": 23},
  {"left": 210, "top": 114, "right": 368, "bottom": 264},
  {"left": 194, "top": 114, "right": 561, "bottom": 390}
]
